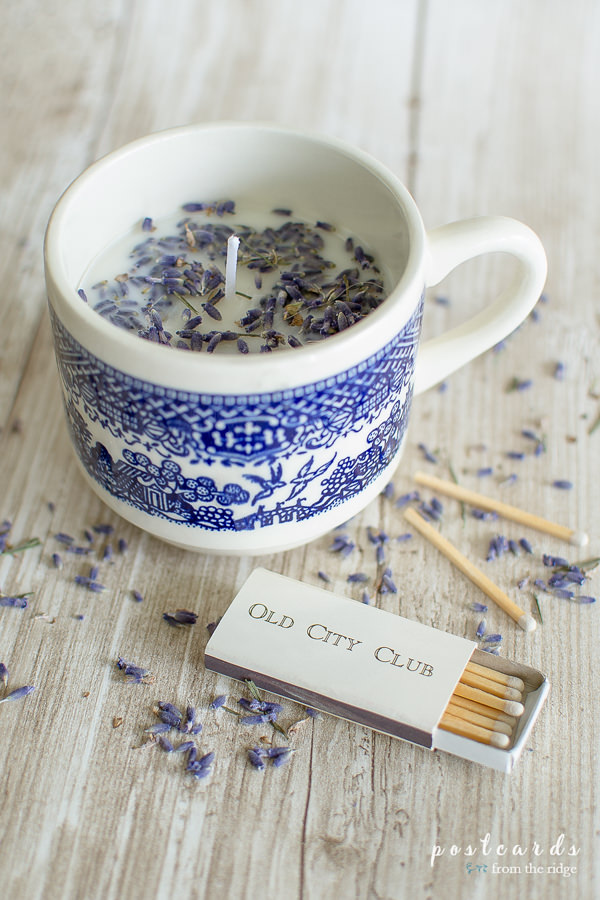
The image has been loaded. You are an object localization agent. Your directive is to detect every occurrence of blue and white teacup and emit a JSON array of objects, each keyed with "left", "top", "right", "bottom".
[{"left": 44, "top": 124, "right": 546, "bottom": 554}]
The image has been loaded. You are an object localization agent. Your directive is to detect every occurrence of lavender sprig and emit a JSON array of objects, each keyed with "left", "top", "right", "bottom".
[
  {"left": 0, "top": 685, "right": 35, "bottom": 704},
  {"left": 0, "top": 537, "right": 41, "bottom": 557}
]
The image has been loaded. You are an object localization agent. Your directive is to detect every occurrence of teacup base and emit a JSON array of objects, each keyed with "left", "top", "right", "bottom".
[{"left": 71, "top": 441, "right": 407, "bottom": 556}]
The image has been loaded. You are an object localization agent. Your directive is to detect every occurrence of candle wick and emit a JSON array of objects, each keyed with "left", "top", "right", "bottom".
[{"left": 225, "top": 234, "right": 240, "bottom": 301}]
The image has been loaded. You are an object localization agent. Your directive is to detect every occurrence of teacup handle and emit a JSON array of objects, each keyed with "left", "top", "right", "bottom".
[{"left": 413, "top": 216, "right": 547, "bottom": 395}]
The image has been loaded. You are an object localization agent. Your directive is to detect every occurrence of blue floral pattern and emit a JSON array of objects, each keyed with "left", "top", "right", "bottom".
[{"left": 51, "top": 296, "right": 423, "bottom": 533}]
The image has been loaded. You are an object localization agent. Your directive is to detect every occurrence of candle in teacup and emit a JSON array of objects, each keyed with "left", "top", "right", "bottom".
[{"left": 78, "top": 201, "right": 388, "bottom": 355}]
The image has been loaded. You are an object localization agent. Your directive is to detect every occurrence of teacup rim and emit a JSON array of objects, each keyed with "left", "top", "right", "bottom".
[{"left": 44, "top": 121, "right": 426, "bottom": 393}]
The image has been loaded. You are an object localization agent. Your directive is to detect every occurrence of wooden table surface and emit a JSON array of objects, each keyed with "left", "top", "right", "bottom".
[{"left": 1, "top": 2, "right": 598, "bottom": 898}]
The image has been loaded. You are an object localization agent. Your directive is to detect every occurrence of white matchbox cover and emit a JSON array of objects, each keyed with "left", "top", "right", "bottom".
[{"left": 204, "top": 568, "right": 549, "bottom": 773}]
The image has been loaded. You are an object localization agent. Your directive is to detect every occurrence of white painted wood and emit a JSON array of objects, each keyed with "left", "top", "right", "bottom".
[{"left": 0, "top": 1, "right": 597, "bottom": 898}]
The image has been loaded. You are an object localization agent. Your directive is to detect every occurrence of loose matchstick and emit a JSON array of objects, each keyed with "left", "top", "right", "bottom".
[
  {"left": 439, "top": 713, "right": 510, "bottom": 749},
  {"left": 403, "top": 506, "right": 537, "bottom": 632},
  {"left": 413, "top": 471, "right": 589, "bottom": 547}
]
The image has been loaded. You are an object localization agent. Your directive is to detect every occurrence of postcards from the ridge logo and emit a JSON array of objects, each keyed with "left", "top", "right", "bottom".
[{"left": 248, "top": 602, "right": 435, "bottom": 677}]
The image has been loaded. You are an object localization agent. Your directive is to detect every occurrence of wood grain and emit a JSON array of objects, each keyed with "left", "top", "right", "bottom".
[{"left": 0, "top": 2, "right": 598, "bottom": 899}]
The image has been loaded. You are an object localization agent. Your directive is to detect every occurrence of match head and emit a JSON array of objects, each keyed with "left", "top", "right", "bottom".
[
  {"left": 489, "top": 733, "right": 510, "bottom": 749},
  {"left": 517, "top": 613, "right": 537, "bottom": 633},
  {"left": 504, "top": 699, "right": 525, "bottom": 717},
  {"left": 506, "top": 674, "right": 526, "bottom": 692},
  {"left": 569, "top": 530, "right": 589, "bottom": 548}
]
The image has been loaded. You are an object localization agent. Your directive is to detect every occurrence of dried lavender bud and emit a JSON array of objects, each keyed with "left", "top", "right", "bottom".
[
  {"left": 89, "top": 565, "right": 99, "bottom": 581},
  {"left": 552, "top": 588, "right": 575, "bottom": 600},
  {"left": 132, "top": 590, "right": 144, "bottom": 603},
  {"left": 78, "top": 288, "right": 88, "bottom": 302},
  {"left": 0, "top": 663, "right": 8, "bottom": 687},
  {"left": 210, "top": 695, "right": 227, "bottom": 709},
  {"left": 477, "top": 467, "right": 493, "bottom": 477},
  {"left": 93, "top": 524, "right": 114, "bottom": 535},
  {"left": 506, "top": 451, "right": 525, "bottom": 460},
  {"left": 470, "top": 602, "right": 488, "bottom": 612},
  {"left": 347, "top": 572, "right": 368, "bottom": 583},
  {"left": 248, "top": 749, "right": 266, "bottom": 770},
  {"left": 471, "top": 509, "right": 498, "bottom": 521},
  {"left": 577, "top": 596, "right": 596, "bottom": 604},
  {"left": 118, "top": 538, "right": 128, "bottom": 554},
  {"left": 376, "top": 543, "right": 386, "bottom": 566},
  {"left": 158, "top": 701, "right": 183, "bottom": 719},
  {"left": 158, "top": 736, "right": 174, "bottom": 752},
  {"left": 0, "top": 685, "right": 35, "bottom": 703},
  {"left": 142, "top": 217, "right": 153, "bottom": 232},
  {"left": 482, "top": 633, "right": 502, "bottom": 643},
  {"left": 159, "top": 709, "right": 182, "bottom": 727},
  {"left": 51, "top": 553, "right": 63, "bottom": 569},
  {"left": 54, "top": 532, "right": 74, "bottom": 545},
  {"left": 0, "top": 595, "right": 28, "bottom": 608},
  {"left": 418, "top": 443, "right": 438, "bottom": 464},
  {"left": 144, "top": 723, "right": 172, "bottom": 735},
  {"left": 163, "top": 608, "right": 198, "bottom": 626},
  {"left": 305, "top": 707, "right": 320, "bottom": 718},
  {"left": 552, "top": 480, "right": 573, "bottom": 490},
  {"left": 543, "top": 554, "right": 569, "bottom": 568},
  {"left": 519, "top": 538, "right": 533, "bottom": 554},
  {"left": 396, "top": 532, "right": 412, "bottom": 542},
  {"left": 381, "top": 482, "right": 394, "bottom": 499},
  {"left": 206, "top": 619, "right": 220, "bottom": 636},
  {"left": 102, "top": 544, "right": 113, "bottom": 562},
  {"left": 554, "top": 361, "right": 565, "bottom": 380},
  {"left": 174, "top": 741, "right": 196, "bottom": 754},
  {"left": 430, "top": 497, "right": 444, "bottom": 514},
  {"left": 476, "top": 619, "right": 487, "bottom": 638},
  {"left": 317, "top": 571, "right": 331, "bottom": 583},
  {"left": 84, "top": 529, "right": 94, "bottom": 543},
  {"left": 361, "top": 590, "right": 372, "bottom": 604},
  {"left": 241, "top": 714, "right": 271, "bottom": 725}
]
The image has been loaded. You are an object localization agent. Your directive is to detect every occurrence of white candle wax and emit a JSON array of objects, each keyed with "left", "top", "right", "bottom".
[{"left": 78, "top": 203, "right": 389, "bottom": 354}]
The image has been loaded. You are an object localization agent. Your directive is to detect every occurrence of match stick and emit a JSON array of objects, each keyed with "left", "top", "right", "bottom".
[
  {"left": 465, "top": 660, "right": 525, "bottom": 692},
  {"left": 403, "top": 507, "right": 537, "bottom": 632},
  {"left": 449, "top": 693, "right": 517, "bottom": 727},
  {"left": 452, "top": 681, "right": 525, "bottom": 717},
  {"left": 445, "top": 702, "right": 513, "bottom": 736},
  {"left": 439, "top": 713, "right": 510, "bottom": 748},
  {"left": 414, "top": 471, "right": 588, "bottom": 547},
  {"left": 459, "top": 670, "right": 522, "bottom": 701}
]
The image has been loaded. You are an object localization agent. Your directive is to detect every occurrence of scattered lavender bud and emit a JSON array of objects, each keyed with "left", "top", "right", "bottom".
[
  {"left": 500, "top": 474, "right": 518, "bottom": 486},
  {"left": 476, "top": 619, "right": 487, "bottom": 638},
  {"left": 508, "top": 377, "right": 533, "bottom": 392},
  {"left": 158, "top": 736, "right": 174, "bottom": 752},
  {"left": 0, "top": 685, "right": 35, "bottom": 704},
  {"left": 132, "top": 590, "right": 144, "bottom": 603},
  {"left": 477, "top": 467, "right": 493, "bottom": 477},
  {"left": 241, "top": 714, "right": 270, "bottom": 725},
  {"left": 159, "top": 709, "right": 183, "bottom": 728},
  {"left": 84, "top": 529, "right": 95, "bottom": 543},
  {"left": 395, "top": 491, "right": 420, "bottom": 507},
  {"left": 206, "top": 619, "right": 220, "bottom": 636},
  {"left": 89, "top": 565, "right": 99, "bottom": 581},
  {"left": 142, "top": 217, "right": 153, "bottom": 232},
  {"left": 210, "top": 695, "right": 227, "bottom": 710},
  {"left": 270, "top": 748, "right": 292, "bottom": 767},
  {"left": 93, "top": 524, "right": 114, "bottom": 535},
  {"left": 396, "top": 532, "right": 412, "bottom": 542},
  {"left": 418, "top": 443, "right": 438, "bottom": 464},
  {"left": 543, "top": 554, "right": 569, "bottom": 568},
  {"left": 470, "top": 602, "right": 488, "bottom": 613},
  {"left": 506, "top": 451, "right": 525, "bottom": 460},
  {"left": 577, "top": 596, "right": 596, "bottom": 604},
  {"left": 517, "top": 578, "right": 530, "bottom": 590},
  {"left": 552, "top": 588, "right": 575, "bottom": 600},
  {"left": 534, "top": 579, "right": 549, "bottom": 592},
  {"left": 381, "top": 482, "right": 394, "bottom": 499},
  {"left": 305, "top": 707, "right": 320, "bottom": 718},
  {"left": 118, "top": 538, "right": 128, "bottom": 554},
  {"left": 482, "top": 633, "right": 503, "bottom": 643},
  {"left": 521, "top": 429, "right": 540, "bottom": 442},
  {"left": 52, "top": 552, "right": 63, "bottom": 569},
  {"left": 471, "top": 508, "right": 498, "bottom": 521},
  {"left": 376, "top": 543, "right": 386, "bottom": 565},
  {"left": 144, "top": 723, "right": 172, "bottom": 735},
  {"left": 102, "top": 544, "right": 113, "bottom": 562},
  {"left": 554, "top": 361, "right": 565, "bottom": 380},
  {"left": 347, "top": 572, "right": 368, "bottom": 583},
  {"left": 0, "top": 663, "right": 8, "bottom": 687},
  {"left": 174, "top": 741, "right": 196, "bottom": 753},
  {"left": 552, "top": 480, "right": 573, "bottom": 490},
  {"left": 163, "top": 608, "right": 198, "bottom": 626},
  {"left": 519, "top": 538, "right": 533, "bottom": 554},
  {"left": 361, "top": 590, "right": 372, "bottom": 605},
  {"left": 0, "top": 596, "right": 28, "bottom": 608},
  {"left": 78, "top": 288, "right": 88, "bottom": 303},
  {"left": 317, "top": 571, "right": 331, "bottom": 583},
  {"left": 248, "top": 748, "right": 266, "bottom": 770},
  {"left": 430, "top": 497, "right": 443, "bottom": 514},
  {"left": 508, "top": 540, "right": 520, "bottom": 556},
  {"left": 54, "top": 532, "right": 75, "bottom": 545}
]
